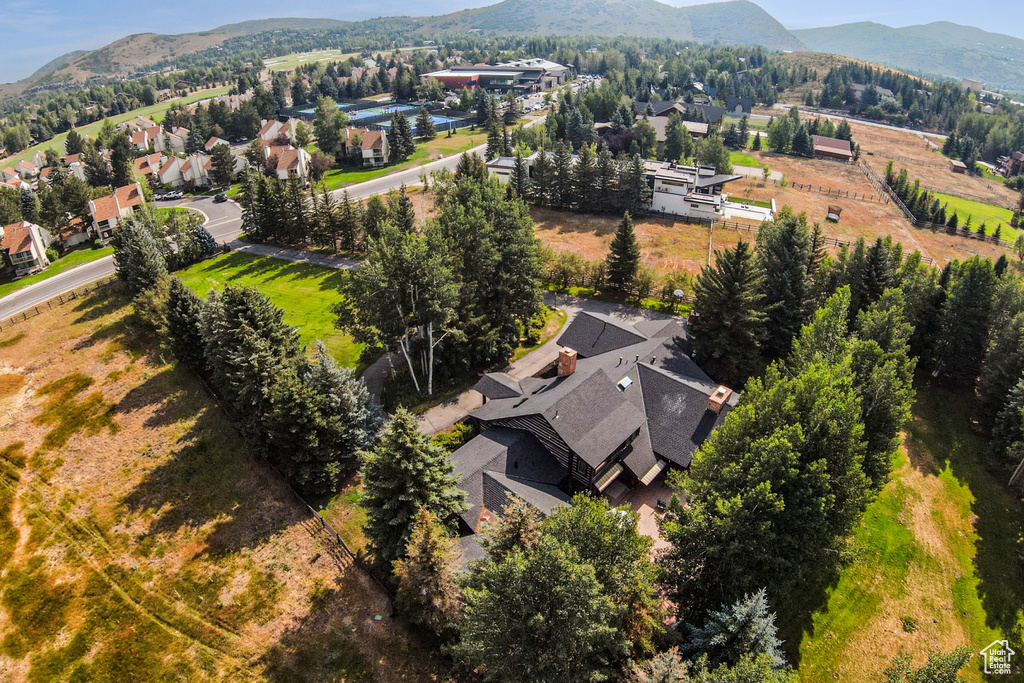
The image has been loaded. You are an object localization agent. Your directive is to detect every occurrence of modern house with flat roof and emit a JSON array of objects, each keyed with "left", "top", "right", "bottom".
[
  {"left": 423, "top": 59, "right": 568, "bottom": 93},
  {"left": 450, "top": 311, "right": 738, "bottom": 559}
]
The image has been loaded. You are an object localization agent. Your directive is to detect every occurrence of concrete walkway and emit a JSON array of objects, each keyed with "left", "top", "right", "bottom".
[
  {"left": 227, "top": 240, "right": 359, "bottom": 270},
  {"left": 733, "top": 164, "right": 783, "bottom": 181},
  {"left": 415, "top": 293, "right": 681, "bottom": 434}
]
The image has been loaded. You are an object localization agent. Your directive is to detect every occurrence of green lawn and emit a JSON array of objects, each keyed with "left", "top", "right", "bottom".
[
  {"left": 321, "top": 129, "right": 490, "bottom": 192},
  {"left": 263, "top": 50, "right": 357, "bottom": 72},
  {"left": 175, "top": 252, "right": 365, "bottom": 370},
  {"left": 0, "top": 244, "right": 113, "bottom": 300},
  {"left": 0, "top": 86, "right": 232, "bottom": 171},
  {"left": 727, "top": 196, "right": 773, "bottom": 209},
  {"left": 729, "top": 150, "right": 766, "bottom": 169},
  {"left": 786, "top": 382, "right": 1024, "bottom": 682},
  {"left": 931, "top": 191, "right": 1016, "bottom": 234}
]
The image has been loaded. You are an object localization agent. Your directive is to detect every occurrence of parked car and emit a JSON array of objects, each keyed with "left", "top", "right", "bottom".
[
  {"left": 163, "top": 191, "right": 182, "bottom": 200},
  {"left": 213, "top": 193, "right": 228, "bottom": 203},
  {"left": 153, "top": 193, "right": 165, "bottom": 200}
]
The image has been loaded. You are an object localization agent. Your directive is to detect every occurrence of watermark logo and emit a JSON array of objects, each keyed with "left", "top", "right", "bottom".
[{"left": 981, "top": 640, "right": 1016, "bottom": 675}]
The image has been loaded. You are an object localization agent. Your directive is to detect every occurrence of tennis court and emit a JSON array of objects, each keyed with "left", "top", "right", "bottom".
[
  {"left": 379, "top": 114, "right": 466, "bottom": 135},
  {"left": 348, "top": 105, "right": 418, "bottom": 121}
]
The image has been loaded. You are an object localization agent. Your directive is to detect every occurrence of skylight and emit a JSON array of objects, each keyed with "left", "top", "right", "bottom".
[{"left": 617, "top": 376, "right": 633, "bottom": 391}]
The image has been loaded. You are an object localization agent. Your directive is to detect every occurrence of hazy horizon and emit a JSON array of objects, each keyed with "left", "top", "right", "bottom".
[{"left": 0, "top": 0, "right": 1021, "bottom": 83}]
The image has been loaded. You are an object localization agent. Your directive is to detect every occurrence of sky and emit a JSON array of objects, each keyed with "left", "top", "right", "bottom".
[{"left": 1, "top": 0, "right": 1022, "bottom": 84}]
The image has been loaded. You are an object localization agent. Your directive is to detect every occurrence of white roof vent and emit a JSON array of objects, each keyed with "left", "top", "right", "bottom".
[{"left": 617, "top": 376, "right": 633, "bottom": 391}]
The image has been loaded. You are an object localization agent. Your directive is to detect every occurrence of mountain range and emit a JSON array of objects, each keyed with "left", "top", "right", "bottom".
[
  {"left": 793, "top": 22, "right": 1024, "bottom": 93},
  {"left": 9, "top": 0, "right": 1024, "bottom": 96}
]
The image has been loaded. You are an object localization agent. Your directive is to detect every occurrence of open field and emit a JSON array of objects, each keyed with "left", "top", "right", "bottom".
[
  {"left": 0, "top": 86, "right": 232, "bottom": 172},
  {"left": 931, "top": 192, "right": 1016, "bottom": 234},
  {"left": 531, "top": 206, "right": 744, "bottom": 275},
  {"left": 732, "top": 151, "right": 1012, "bottom": 265},
  {"left": 323, "top": 129, "right": 490, "bottom": 192},
  {"left": 851, "top": 121, "right": 1020, "bottom": 211},
  {"left": 0, "top": 245, "right": 112, "bottom": 300},
  {"left": 264, "top": 50, "right": 358, "bottom": 72},
  {"left": 0, "top": 285, "right": 451, "bottom": 682},
  {"left": 785, "top": 381, "right": 1024, "bottom": 682},
  {"left": 175, "top": 252, "right": 364, "bottom": 370}
]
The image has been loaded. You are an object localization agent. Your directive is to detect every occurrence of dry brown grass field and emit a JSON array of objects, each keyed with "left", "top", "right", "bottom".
[{"left": 0, "top": 285, "right": 452, "bottom": 683}]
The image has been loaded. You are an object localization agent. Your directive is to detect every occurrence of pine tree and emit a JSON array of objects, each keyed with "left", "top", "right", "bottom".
[
  {"left": 629, "top": 649, "right": 689, "bottom": 683},
  {"left": 934, "top": 257, "right": 997, "bottom": 385},
  {"left": 531, "top": 148, "right": 553, "bottom": 207},
  {"left": 737, "top": 116, "right": 750, "bottom": 150},
  {"left": 210, "top": 143, "right": 234, "bottom": 186},
  {"left": 19, "top": 186, "right": 37, "bottom": 222},
  {"left": 552, "top": 141, "right": 575, "bottom": 209},
  {"left": 388, "top": 186, "right": 416, "bottom": 232},
  {"left": 65, "top": 128, "right": 84, "bottom": 155},
  {"left": 691, "top": 240, "right": 766, "bottom": 386},
  {"left": 757, "top": 210, "right": 813, "bottom": 359},
  {"left": 202, "top": 285, "right": 302, "bottom": 435},
  {"left": 338, "top": 190, "right": 361, "bottom": 252},
  {"left": 266, "top": 342, "right": 382, "bottom": 494},
  {"left": 991, "top": 375, "right": 1024, "bottom": 462},
  {"left": 620, "top": 154, "right": 652, "bottom": 216},
  {"left": 596, "top": 145, "right": 619, "bottom": 213},
  {"left": 752, "top": 131, "right": 762, "bottom": 151},
  {"left": 790, "top": 124, "right": 812, "bottom": 157},
  {"left": 415, "top": 107, "right": 436, "bottom": 140},
  {"left": 113, "top": 219, "right": 168, "bottom": 295},
  {"left": 165, "top": 277, "right": 207, "bottom": 373},
  {"left": 882, "top": 647, "right": 972, "bottom": 683},
  {"left": 359, "top": 408, "right": 466, "bottom": 565},
  {"left": 607, "top": 212, "right": 642, "bottom": 292},
  {"left": 510, "top": 149, "right": 531, "bottom": 200},
  {"left": 685, "top": 589, "right": 785, "bottom": 668},
  {"left": 664, "top": 113, "right": 687, "bottom": 163},
  {"left": 394, "top": 507, "right": 463, "bottom": 634}
]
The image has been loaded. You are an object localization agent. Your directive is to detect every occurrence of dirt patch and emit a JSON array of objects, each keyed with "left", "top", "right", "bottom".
[
  {"left": 853, "top": 122, "right": 1019, "bottom": 209},
  {"left": 531, "top": 206, "right": 743, "bottom": 275},
  {"left": 0, "top": 284, "right": 454, "bottom": 682}
]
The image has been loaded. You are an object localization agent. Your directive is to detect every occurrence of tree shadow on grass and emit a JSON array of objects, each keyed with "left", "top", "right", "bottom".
[
  {"left": 115, "top": 366, "right": 204, "bottom": 429},
  {"left": 907, "top": 380, "right": 1024, "bottom": 647},
  {"left": 773, "top": 560, "right": 843, "bottom": 668},
  {"left": 71, "top": 283, "right": 129, "bottom": 324}
]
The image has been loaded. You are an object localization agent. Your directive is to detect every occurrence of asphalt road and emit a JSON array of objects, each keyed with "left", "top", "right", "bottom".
[
  {"left": 0, "top": 115, "right": 544, "bottom": 321},
  {"left": 0, "top": 196, "right": 243, "bottom": 321}
]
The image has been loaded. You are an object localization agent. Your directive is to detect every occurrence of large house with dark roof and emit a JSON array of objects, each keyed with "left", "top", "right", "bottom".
[{"left": 450, "top": 311, "right": 737, "bottom": 558}]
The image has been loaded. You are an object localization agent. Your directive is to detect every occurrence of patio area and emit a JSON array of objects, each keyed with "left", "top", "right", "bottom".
[{"left": 616, "top": 473, "right": 674, "bottom": 553}]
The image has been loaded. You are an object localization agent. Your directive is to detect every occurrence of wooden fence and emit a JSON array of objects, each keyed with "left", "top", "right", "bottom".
[
  {"left": 769, "top": 177, "right": 888, "bottom": 204},
  {"left": 0, "top": 275, "right": 118, "bottom": 332}
]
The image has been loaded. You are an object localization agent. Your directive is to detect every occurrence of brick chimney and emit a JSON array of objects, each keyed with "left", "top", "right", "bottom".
[
  {"left": 708, "top": 385, "right": 733, "bottom": 413},
  {"left": 557, "top": 347, "right": 578, "bottom": 377}
]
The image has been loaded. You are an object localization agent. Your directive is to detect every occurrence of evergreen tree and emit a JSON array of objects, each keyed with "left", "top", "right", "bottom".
[
  {"left": 531, "top": 148, "right": 554, "bottom": 206},
  {"left": 573, "top": 143, "right": 598, "bottom": 213},
  {"left": 628, "top": 649, "right": 689, "bottom": 683},
  {"left": 552, "top": 141, "right": 575, "bottom": 209},
  {"left": 510, "top": 148, "right": 531, "bottom": 200},
  {"left": 19, "top": 186, "right": 37, "bottom": 223},
  {"left": 690, "top": 654, "right": 796, "bottom": 683},
  {"left": 664, "top": 113, "right": 687, "bottom": 163},
  {"left": 202, "top": 285, "right": 302, "bottom": 435},
  {"left": 65, "top": 128, "right": 84, "bottom": 155},
  {"left": 387, "top": 186, "right": 416, "bottom": 232},
  {"left": 456, "top": 536, "right": 623, "bottom": 683},
  {"left": 685, "top": 589, "right": 785, "bottom": 668},
  {"left": 360, "top": 409, "right": 465, "bottom": 565},
  {"left": 790, "top": 124, "right": 812, "bottom": 157},
  {"left": 751, "top": 132, "right": 762, "bottom": 151},
  {"left": 620, "top": 154, "right": 652, "bottom": 216},
  {"left": 388, "top": 111, "right": 416, "bottom": 162},
  {"left": 882, "top": 647, "right": 972, "bottom": 683},
  {"left": 112, "top": 219, "right": 168, "bottom": 295},
  {"left": 691, "top": 240, "right": 766, "bottom": 386},
  {"left": 338, "top": 190, "right": 362, "bottom": 252},
  {"left": 662, "top": 291, "right": 869, "bottom": 621},
  {"left": 415, "top": 107, "right": 436, "bottom": 140},
  {"left": 737, "top": 116, "right": 750, "bottom": 149},
  {"left": 991, "top": 375, "right": 1024, "bottom": 462},
  {"left": 596, "top": 145, "right": 619, "bottom": 213},
  {"left": 934, "top": 257, "right": 997, "bottom": 385},
  {"left": 454, "top": 151, "right": 488, "bottom": 183},
  {"left": 394, "top": 507, "right": 463, "bottom": 634},
  {"left": 852, "top": 290, "right": 917, "bottom": 488},
  {"left": 210, "top": 143, "right": 234, "bottom": 186},
  {"left": 165, "top": 277, "right": 207, "bottom": 373},
  {"left": 266, "top": 342, "right": 382, "bottom": 494},
  {"left": 607, "top": 212, "right": 642, "bottom": 292},
  {"left": 757, "top": 210, "right": 813, "bottom": 359}
]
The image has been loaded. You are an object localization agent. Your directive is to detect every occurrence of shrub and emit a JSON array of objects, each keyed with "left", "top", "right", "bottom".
[{"left": 45, "top": 247, "right": 60, "bottom": 263}]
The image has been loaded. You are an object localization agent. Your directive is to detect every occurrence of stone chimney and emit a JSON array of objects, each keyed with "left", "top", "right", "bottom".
[
  {"left": 708, "top": 385, "right": 733, "bottom": 413},
  {"left": 557, "top": 347, "right": 578, "bottom": 377}
]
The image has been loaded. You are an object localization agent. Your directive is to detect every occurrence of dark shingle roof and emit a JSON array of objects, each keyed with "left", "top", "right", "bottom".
[
  {"left": 450, "top": 427, "right": 564, "bottom": 531},
  {"left": 557, "top": 311, "right": 648, "bottom": 358},
  {"left": 473, "top": 372, "right": 523, "bottom": 399},
  {"left": 637, "top": 363, "right": 734, "bottom": 467}
]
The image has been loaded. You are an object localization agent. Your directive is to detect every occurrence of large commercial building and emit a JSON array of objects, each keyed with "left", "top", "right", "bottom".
[{"left": 423, "top": 58, "right": 569, "bottom": 93}]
